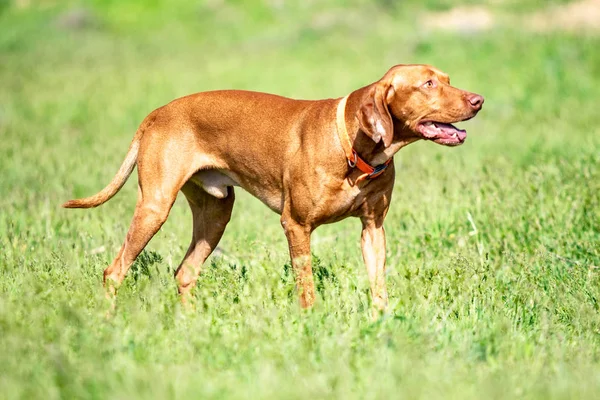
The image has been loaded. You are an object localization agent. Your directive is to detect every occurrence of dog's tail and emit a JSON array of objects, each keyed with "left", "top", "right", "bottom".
[{"left": 62, "top": 129, "right": 142, "bottom": 209}]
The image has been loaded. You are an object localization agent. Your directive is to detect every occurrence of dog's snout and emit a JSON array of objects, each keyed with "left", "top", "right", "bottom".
[{"left": 467, "top": 94, "right": 484, "bottom": 111}]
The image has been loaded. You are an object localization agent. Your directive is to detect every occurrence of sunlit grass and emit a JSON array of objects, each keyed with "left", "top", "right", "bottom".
[{"left": 1, "top": 1, "right": 599, "bottom": 398}]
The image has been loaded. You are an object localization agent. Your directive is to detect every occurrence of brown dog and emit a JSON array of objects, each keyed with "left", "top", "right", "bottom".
[{"left": 63, "top": 64, "right": 483, "bottom": 312}]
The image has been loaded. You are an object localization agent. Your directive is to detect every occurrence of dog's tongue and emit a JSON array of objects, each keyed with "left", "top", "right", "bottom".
[{"left": 436, "top": 122, "right": 467, "bottom": 141}]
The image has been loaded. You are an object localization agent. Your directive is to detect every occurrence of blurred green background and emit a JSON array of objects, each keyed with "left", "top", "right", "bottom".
[{"left": 1, "top": 1, "right": 599, "bottom": 399}]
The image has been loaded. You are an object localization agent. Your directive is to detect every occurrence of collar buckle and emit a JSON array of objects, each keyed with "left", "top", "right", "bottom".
[
  {"left": 368, "top": 162, "right": 390, "bottom": 178},
  {"left": 369, "top": 163, "right": 389, "bottom": 178}
]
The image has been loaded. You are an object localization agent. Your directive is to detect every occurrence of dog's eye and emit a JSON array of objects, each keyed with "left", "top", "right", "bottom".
[{"left": 423, "top": 80, "right": 435, "bottom": 89}]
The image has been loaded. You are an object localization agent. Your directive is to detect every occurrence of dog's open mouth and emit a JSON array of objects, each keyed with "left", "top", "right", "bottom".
[{"left": 417, "top": 121, "right": 467, "bottom": 146}]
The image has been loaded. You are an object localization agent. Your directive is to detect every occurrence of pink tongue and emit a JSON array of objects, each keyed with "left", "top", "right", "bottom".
[{"left": 437, "top": 123, "right": 466, "bottom": 140}]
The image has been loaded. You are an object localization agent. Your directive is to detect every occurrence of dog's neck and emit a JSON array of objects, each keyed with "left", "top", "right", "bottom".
[{"left": 342, "top": 86, "right": 420, "bottom": 166}]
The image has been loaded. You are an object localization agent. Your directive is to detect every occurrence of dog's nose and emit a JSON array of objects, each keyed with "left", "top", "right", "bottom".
[{"left": 467, "top": 94, "right": 484, "bottom": 111}]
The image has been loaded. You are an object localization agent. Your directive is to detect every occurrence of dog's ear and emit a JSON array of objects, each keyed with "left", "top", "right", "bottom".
[{"left": 356, "top": 84, "right": 394, "bottom": 147}]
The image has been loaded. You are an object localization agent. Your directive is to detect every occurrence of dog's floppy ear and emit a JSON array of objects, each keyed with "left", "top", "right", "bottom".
[{"left": 356, "top": 83, "right": 394, "bottom": 147}]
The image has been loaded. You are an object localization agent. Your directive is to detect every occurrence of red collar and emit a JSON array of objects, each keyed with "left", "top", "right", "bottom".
[{"left": 336, "top": 96, "right": 392, "bottom": 183}]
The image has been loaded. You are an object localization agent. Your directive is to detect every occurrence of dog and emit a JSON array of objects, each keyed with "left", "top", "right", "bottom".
[{"left": 63, "top": 64, "right": 483, "bottom": 312}]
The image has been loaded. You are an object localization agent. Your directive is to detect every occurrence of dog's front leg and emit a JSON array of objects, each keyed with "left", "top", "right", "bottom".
[
  {"left": 281, "top": 216, "right": 315, "bottom": 308},
  {"left": 361, "top": 217, "right": 389, "bottom": 316}
]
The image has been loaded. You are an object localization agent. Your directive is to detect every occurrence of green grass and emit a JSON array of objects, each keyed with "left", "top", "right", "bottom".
[{"left": 1, "top": 1, "right": 600, "bottom": 398}]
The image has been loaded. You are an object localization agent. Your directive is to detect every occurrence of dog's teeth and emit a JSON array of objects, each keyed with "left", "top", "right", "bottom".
[
  {"left": 452, "top": 132, "right": 457, "bottom": 138},
  {"left": 424, "top": 122, "right": 433, "bottom": 126}
]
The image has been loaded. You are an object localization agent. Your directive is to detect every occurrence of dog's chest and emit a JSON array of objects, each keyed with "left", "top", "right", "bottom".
[{"left": 304, "top": 178, "right": 373, "bottom": 225}]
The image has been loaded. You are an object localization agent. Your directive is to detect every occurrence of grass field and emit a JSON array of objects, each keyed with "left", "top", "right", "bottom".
[{"left": 1, "top": 0, "right": 600, "bottom": 398}]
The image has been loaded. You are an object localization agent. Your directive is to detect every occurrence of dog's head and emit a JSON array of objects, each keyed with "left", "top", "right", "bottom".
[{"left": 357, "top": 64, "right": 483, "bottom": 147}]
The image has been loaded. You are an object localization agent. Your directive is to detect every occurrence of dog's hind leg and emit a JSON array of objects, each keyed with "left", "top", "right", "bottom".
[
  {"left": 103, "top": 186, "right": 175, "bottom": 299},
  {"left": 103, "top": 134, "right": 194, "bottom": 301},
  {"left": 175, "top": 181, "right": 235, "bottom": 303}
]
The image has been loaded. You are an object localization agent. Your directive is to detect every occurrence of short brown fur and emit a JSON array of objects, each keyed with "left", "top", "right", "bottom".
[{"left": 63, "top": 64, "right": 483, "bottom": 313}]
